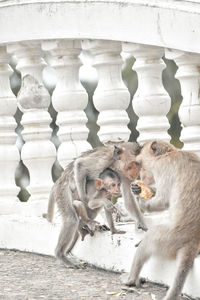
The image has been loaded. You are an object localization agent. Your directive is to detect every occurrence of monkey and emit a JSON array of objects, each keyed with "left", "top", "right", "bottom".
[
  {"left": 73, "top": 167, "right": 124, "bottom": 241},
  {"left": 44, "top": 144, "right": 143, "bottom": 268},
  {"left": 73, "top": 142, "right": 147, "bottom": 232},
  {"left": 123, "top": 140, "right": 200, "bottom": 300}
]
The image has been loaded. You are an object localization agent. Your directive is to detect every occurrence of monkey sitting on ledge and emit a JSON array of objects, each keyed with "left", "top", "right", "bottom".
[{"left": 123, "top": 140, "right": 200, "bottom": 300}]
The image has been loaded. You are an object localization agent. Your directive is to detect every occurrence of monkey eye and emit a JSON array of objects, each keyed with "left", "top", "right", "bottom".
[
  {"left": 135, "top": 161, "right": 141, "bottom": 166},
  {"left": 112, "top": 183, "right": 116, "bottom": 187}
]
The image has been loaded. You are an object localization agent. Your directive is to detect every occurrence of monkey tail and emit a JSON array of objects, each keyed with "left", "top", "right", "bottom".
[{"left": 43, "top": 188, "right": 55, "bottom": 222}]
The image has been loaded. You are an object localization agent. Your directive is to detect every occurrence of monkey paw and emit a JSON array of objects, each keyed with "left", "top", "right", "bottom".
[
  {"left": 123, "top": 277, "right": 145, "bottom": 288},
  {"left": 111, "top": 229, "right": 126, "bottom": 235},
  {"left": 87, "top": 220, "right": 100, "bottom": 232},
  {"left": 130, "top": 182, "right": 141, "bottom": 195},
  {"left": 136, "top": 221, "right": 148, "bottom": 232},
  {"left": 97, "top": 224, "right": 110, "bottom": 232},
  {"left": 57, "top": 255, "right": 85, "bottom": 269},
  {"left": 120, "top": 273, "right": 137, "bottom": 286}
]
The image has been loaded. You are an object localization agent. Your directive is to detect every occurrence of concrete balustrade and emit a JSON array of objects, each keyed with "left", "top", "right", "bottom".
[{"left": 0, "top": 1, "right": 200, "bottom": 298}]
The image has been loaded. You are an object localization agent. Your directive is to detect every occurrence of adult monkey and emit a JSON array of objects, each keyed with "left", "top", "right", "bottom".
[
  {"left": 74, "top": 142, "right": 147, "bottom": 232},
  {"left": 44, "top": 142, "right": 147, "bottom": 268},
  {"left": 124, "top": 140, "right": 200, "bottom": 300}
]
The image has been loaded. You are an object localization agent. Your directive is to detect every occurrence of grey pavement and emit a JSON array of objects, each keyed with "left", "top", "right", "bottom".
[{"left": 0, "top": 249, "right": 193, "bottom": 300}]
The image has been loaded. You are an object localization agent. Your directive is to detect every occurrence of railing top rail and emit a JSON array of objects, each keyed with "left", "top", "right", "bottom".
[{"left": 0, "top": 0, "right": 200, "bottom": 53}]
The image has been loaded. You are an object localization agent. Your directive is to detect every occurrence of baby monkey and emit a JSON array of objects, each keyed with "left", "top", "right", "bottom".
[
  {"left": 73, "top": 168, "right": 123, "bottom": 240},
  {"left": 44, "top": 162, "right": 125, "bottom": 268}
]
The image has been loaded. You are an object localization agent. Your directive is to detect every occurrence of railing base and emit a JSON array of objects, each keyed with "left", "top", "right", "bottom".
[{"left": 0, "top": 213, "right": 199, "bottom": 299}]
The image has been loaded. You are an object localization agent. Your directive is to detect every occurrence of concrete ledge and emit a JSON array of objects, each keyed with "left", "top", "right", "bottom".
[{"left": 0, "top": 213, "right": 199, "bottom": 299}]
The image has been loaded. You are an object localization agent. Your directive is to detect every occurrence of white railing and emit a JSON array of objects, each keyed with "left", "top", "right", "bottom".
[
  {"left": 1, "top": 2, "right": 200, "bottom": 298},
  {"left": 0, "top": 1, "right": 200, "bottom": 215}
]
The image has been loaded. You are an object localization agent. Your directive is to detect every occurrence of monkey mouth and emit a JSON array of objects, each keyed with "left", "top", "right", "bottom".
[{"left": 113, "top": 193, "right": 121, "bottom": 196}]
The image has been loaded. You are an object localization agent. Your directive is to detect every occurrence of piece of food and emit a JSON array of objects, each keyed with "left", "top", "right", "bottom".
[{"left": 135, "top": 180, "right": 154, "bottom": 199}]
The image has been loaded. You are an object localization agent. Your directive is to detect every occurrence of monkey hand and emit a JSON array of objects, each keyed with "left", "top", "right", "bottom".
[
  {"left": 133, "top": 181, "right": 154, "bottom": 199},
  {"left": 97, "top": 224, "right": 110, "bottom": 232},
  {"left": 111, "top": 228, "right": 126, "bottom": 235},
  {"left": 87, "top": 219, "right": 100, "bottom": 232},
  {"left": 130, "top": 182, "right": 141, "bottom": 195},
  {"left": 136, "top": 220, "right": 148, "bottom": 232},
  {"left": 82, "top": 196, "right": 89, "bottom": 205}
]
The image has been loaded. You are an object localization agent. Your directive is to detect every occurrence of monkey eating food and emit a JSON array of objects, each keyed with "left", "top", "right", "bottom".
[
  {"left": 123, "top": 140, "right": 200, "bottom": 300},
  {"left": 132, "top": 180, "right": 154, "bottom": 200}
]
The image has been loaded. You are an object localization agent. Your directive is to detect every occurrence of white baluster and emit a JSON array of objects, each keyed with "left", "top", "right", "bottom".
[
  {"left": 166, "top": 49, "right": 200, "bottom": 154},
  {"left": 42, "top": 40, "right": 91, "bottom": 168},
  {"left": 83, "top": 40, "right": 131, "bottom": 144},
  {"left": 0, "top": 46, "right": 20, "bottom": 213},
  {"left": 123, "top": 43, "right": 171, "bottom": 144},
  {"left": 8, "top": 42, "right": 56, "bottom": 215}
]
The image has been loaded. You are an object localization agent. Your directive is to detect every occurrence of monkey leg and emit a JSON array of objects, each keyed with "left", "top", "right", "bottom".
[
  {"left": 55, "top": 218, "right": 80, "bottom": 269},
  {"left": 163, "top": 245, "right": 197, "bottom": 300},
  {"left": 125, "top": 236, "right": 151, "bottom": 287},
  {"left": 121, "top": 178, "right": 148, "bottom": 231},
  {"left": 73, "top": 200, "right": 100, "bottom": 231},
  {"left": 104, "top": 209, "right": 126, "bottom": 234}
]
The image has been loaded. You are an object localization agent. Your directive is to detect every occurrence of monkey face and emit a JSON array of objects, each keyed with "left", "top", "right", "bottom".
[
  {"left": 123, "top": 161, "right": 141, "bottom": 181},
  {"left": 103, "top": 177, "right": 121, "bottom": 196},
  {"left": 95, "top": 177, "right": 121, "bottom": 196},
  {"left": 136, "top": 140, "right": 175, "bottom": 185},
  {"left": 115, "top": 147, "right": 141, "bottom": 181}
]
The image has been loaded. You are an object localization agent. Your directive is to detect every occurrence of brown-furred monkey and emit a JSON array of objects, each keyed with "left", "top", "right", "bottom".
[
  {"left": 44, "top": 143, "right": 145, "bottom": 268},
  {"left": 125, "top": 140, "right": 200, "bottom": 300}
]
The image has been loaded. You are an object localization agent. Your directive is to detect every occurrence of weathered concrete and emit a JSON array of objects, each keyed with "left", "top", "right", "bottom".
[
  {"left": 0, "top": 1, "right": 200, "bottom": 53},
  {"left": 0, "top": 212, "right": 199, "bottom": 299},
  {"left": 1, "top": 249, "right": 189, "bottom": 300}
]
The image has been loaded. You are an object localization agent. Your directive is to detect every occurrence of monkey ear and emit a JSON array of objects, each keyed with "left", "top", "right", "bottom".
[
  {"left": 150, "top": 141, "right": 163, "bottom": 157},
  {"left": 150, "top": 140, "right": 173, "bottom": 156},
  {"left": 94, "top": 178, "right": 104, "bottom": 190},
  {"left": 135, "top": 143, "right": 143, "bottom": 155},
  {"left": 150, "top": 141, "right": 158, "bottom": 154},
  {"left": 113, "top": 145, "right": 123, "bottom": 160}
]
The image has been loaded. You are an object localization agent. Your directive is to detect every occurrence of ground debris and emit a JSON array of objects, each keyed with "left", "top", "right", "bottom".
[{"left": 0, "top": 249, "right": 194, "bottom": 300}]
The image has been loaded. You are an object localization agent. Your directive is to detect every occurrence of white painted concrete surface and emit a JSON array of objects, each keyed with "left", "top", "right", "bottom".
[
  {"left": 1, "top": 1, "right": 200, "bottom": 54},
  {"left": 0, "top": 212, "right": 200, "bottom": 299}
]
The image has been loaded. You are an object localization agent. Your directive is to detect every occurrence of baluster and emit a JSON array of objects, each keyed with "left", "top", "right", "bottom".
[
  {"left": 42, "top": 40, "right": 91, "bottom": 168},
  {"left": 83, "top": 40, "right": 131, "bottom": 144},
  {"left": 8, "top": 42, "right": 56, "bottom": 215},
  {"left": 123, "top": 43, "right": 171, "bottom": 143},
  {"left": 0, "top": 46, "right": 20, "bottom": 213},
  {"left": 166, "top": 49, "right": 200, "bottom": 154}
]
